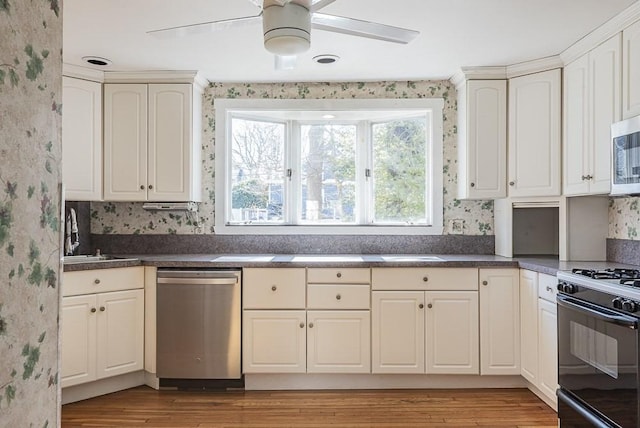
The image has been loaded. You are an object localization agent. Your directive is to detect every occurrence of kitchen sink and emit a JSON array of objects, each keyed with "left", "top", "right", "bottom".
[
  {"left": 380, "top": 255, "right": 445, "bottom": 262},
  {"left": 212, "top": 255, "right": 275, "bottom": 262},
  {"left": 290, "top": 255, "right": 364, "bottom": 262},
  {"left": 63, "top": 255, "right": 138, "bottom": 264}
]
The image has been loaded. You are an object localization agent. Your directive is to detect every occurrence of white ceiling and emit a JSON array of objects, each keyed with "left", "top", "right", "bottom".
[{"left": 63, "top": 0, "right": 637, "bottom": 83}]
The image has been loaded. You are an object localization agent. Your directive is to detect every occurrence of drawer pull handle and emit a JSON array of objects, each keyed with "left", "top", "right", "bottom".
[
  {"left": 336, "top": 294, "right": 341, "bottom": 300},
  {"left": 546, "top": 286, "right": 553, "bottom": 292},
  {"left": 418, "top": 303, "right": 424, "bottom": 309},
  {"left": 422, "top": 276, "right": 428, "bottom": 282},
  {"left": 271, "top": 285, "right": 277, "bottom": 292},
  {"left": 309, "top": 322, "right": 314, "bottom": 328},
  {"left": 90, "top": 307, "right": 97, "bottom": 313},
  {"left": 427, "top": 303, "right": 433, "bottom": 309},
  {"left": 336, "top": 272, "right": 342, "bottom": 278},
  {"left": 94, "top": 279, "right": 101, "bottom": 284},
  {"left": 482, "top": 280, "right": 488, "bottom": 286},
  {"left": 299, "top": 322, "right": 305, "bottom": 328},
  {"left": 99, "top": 306, "right": 106, "bottom": 312}
]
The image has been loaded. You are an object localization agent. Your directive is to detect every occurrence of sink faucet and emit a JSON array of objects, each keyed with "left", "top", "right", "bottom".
[{"left": 64, "top": 208, "right": 80, "bottom": 256}]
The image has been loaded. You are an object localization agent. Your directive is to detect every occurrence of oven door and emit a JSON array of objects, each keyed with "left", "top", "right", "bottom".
[{"left": 557, "top": 294, "right": 639, "bottom": 428}]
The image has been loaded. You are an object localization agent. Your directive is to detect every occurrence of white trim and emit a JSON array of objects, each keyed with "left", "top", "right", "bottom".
[
  {"left": 450, "top": 56, "right": 563, "bottom": 86},
  {"left": 62, "top": 63, "right": 104, "bottom": 82},
  {"left": 214, "top": 98, "right": 444, "bottom": 235},
  {"left": 103, "top": 71, "right": 209, "bottom": 90},
  {"left": 450, "top": 67, "right": 507, "bottom": 87},
  {"left": 505, "top": 56, "right": 564, "bottom": 78}
]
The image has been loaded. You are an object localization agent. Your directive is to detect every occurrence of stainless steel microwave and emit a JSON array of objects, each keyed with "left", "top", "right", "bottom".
[{"left": 611, "top": 115, "right": 640, "bottom": 195}]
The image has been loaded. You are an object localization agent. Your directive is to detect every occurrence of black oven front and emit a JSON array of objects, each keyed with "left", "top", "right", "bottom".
[{"left": 557, "top": 291, "right": 640, "bottom": 427}]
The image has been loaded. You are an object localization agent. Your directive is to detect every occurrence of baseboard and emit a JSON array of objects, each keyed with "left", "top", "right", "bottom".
[
  {"left": 245, "top": 373, "right": 526, "bottom": 390},
  {"left": 525, "top": 380, "right": 558, "bottom": 412},
  {"left": 144, "top": 371, "right": 160, "bottom": 390},
  {"left": 62, "top": 371, "right": 145, "bottom": 404}
]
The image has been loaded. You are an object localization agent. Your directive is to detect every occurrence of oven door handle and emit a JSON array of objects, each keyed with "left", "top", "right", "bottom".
[{"left": 557, "top": 294, "right": 639, "bottom": 329}]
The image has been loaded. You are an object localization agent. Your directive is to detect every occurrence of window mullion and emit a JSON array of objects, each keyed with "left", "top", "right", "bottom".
[
  {"left": 286, "top": 121, "right": 301, "bottom": 224},
  {"left": 356, "top": 121, "right": 372, "bottom": 225}
]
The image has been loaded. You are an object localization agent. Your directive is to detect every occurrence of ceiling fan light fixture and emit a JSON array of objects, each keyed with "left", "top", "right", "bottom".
[{"left": 263, "top": 2, "right": 311, "bottom": 55}]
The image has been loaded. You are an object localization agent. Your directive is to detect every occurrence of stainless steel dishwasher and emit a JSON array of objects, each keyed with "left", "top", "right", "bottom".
[{"left": 156, "top": 269, "right": 241, "bottom": 383}]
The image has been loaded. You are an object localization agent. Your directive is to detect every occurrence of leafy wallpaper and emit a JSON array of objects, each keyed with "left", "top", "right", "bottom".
[
  {"left": 0, "top": 0, "right": 62, "bottom": 426},
  {"left": 91, "top": 80, "right": 494, "bottom": 236},
  {"left": 610, "top": 197, "right": 640, "bottom": 240}
]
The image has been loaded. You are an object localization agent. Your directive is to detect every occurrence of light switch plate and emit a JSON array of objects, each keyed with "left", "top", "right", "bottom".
[{"left": 450, "top": 219, "right": 464, "bottom": 234}]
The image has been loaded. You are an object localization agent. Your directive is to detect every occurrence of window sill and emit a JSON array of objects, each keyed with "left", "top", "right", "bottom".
[{"left": 214, "top": 224, "right": 445, "bottom": 235}]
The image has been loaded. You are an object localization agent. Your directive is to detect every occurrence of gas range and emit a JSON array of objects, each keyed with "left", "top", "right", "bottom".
[{"left": 557, "top": 268, "right": 640, "bottom": 315}]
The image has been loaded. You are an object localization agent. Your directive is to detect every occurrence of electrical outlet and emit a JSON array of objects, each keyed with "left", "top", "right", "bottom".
[{"left": 450, "top": 219, "right": 464, "bottom": 235}]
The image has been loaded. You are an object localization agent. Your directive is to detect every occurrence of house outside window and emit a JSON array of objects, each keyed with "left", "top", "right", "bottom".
[{"left": 215, "top": 99, "right": 443, "bottom": 235}]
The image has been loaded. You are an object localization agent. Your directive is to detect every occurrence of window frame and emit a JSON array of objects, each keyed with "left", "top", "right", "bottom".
[{"left": 214, "top": 98, "right": 444, "bottom": 235}]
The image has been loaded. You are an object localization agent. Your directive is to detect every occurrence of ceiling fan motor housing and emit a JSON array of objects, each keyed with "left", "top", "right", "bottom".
[{"left": 263, "top": 2, "right": 311, "bottom": 55}]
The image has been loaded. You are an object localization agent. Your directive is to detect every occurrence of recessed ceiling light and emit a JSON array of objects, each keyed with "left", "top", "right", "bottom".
[
  {"left": 82, "top": 56, "right": 112, "bottom": 67},
  {"left": 313, "top": 54, "right": 339, "bottom": 64}
]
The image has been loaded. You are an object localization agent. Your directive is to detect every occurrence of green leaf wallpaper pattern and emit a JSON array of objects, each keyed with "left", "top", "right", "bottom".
[{"left": 0, "top": 0, "right": 9, "bottom": 13}]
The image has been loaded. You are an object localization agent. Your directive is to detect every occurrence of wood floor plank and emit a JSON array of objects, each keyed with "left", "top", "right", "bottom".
[{"left": 61, "top": 386, "right": 557, "bottom": 427}]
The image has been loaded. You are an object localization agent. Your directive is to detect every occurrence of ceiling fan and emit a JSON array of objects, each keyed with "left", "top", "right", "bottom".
[{"left": 148, "top": 0, "right": 419, "bottom": 69}]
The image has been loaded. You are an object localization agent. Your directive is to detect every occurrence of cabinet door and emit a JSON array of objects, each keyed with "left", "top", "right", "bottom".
[
  {"left": 372, "top": 291, "right": 425, "bottom": 374},
  {"left": 538, "top": 299, "right": 558, "bottom": 404},
  {"left": 148, "top": 84, "right": 194, "bottom": 201},
  {"left": 96, "top": 289, "right": 144, "bottom": 379},
  {"left": 589, "top": 34, "right": 621, "bottom": 194},
  {"left": 508, "top": 69, "right": 561, "bottom": 197},
  {"left": 61, "top": 295, "right": 97, "bottom": 387},
  {"left": 519, "top": 270, "right": 538, "bottom": 383},
  {"left": 62, "top": 77, "right": 102, "bottom": 201},
  {"left": 479, "top": 269, "right": 520, "bottom": 375},
  {"left": 457, "top": 80, "right": 507, "bottom": 199},
  {"left": 243, "top": 310, "right": 306, "bottom": 373},
  {"left": 307, "top": 311, "right": 370, "bottom": 373},
  {"left": 426, "top": 291, "right": 479, "bottom": 374},
  {"left": 563, "top": 55, "right": 590, "bottom": 196},
  {"left": 623, "top": 19, "right": 640, "bottom": 119},
  {"left": 103, "top": 84, "right": 148, "bottom": 201}
]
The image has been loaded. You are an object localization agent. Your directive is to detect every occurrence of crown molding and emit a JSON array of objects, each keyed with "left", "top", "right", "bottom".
[
  {"left": 449, "top": 55, "right": 562, "bottom": 86},
  {"left": 103, "top": 70, "right": 209, "bottom": 89},
  {"left": 62, "top": 63, "right": 104, "bottom": 82},
  {"left": 505, "top": 55, "right": 564, "bottom": 78},
  {"left": 450, "top": 66, "right": 507, "bottom": 87},
  {"left": 561, "top": 2, "right": 640, "bottom": 65}
]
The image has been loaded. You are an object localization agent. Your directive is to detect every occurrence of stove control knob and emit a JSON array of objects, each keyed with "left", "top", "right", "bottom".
[
  {"left": 563, "top": 283, "right": 577, "bottom": 294},
  {"left": 622, "top": 300, "right": 638, "bottom": 313},
  {"left": 612, "top": 297, "right": 624, "bottom": 310},
  {"left": 557, "top": 282, "right": 565, "bottom": 292}
]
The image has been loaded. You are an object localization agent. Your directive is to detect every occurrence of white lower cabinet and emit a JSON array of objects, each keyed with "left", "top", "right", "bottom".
[
  {"left": 479, "top": 269, "right": 520, "bottom": 375},
  {"left": 61, "top": 288, "right": 144, "bottom": 388},
  {"left": 371, "top": 268, "right": 480, "bottom": 375},
  {"left": 243, "top": 310, "right": 306, "bottom": 373},
  {"left": 537, "top": 298, "right": 558, "bottom": 402},
  {"left": 519, "top": 269, "right": 539, "bottom": 383}
]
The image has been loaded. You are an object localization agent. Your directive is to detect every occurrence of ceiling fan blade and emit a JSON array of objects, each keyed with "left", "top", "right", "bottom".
[
  {"left": 148, "top": 14, "right": 262, "bottom": 39},
  {"left": 310, "top": 0, "right": 337, "bottom": 12},
  {"left": 275, "top": 55, "right": 297, "bottom": 70},
  {"left": 311, "top": 13, "right": 419, "bottom": 44}
]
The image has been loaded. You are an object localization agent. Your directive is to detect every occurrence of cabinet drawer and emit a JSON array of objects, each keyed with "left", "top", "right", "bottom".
[
  {"left": 243, "top": 268, "right": 306, "bottom": 309},
  {"left": 372, "top": 268, "right": 478, "bottom": 291},
  {"left": 307, "top": 268, "right": 370, "bottom": 284},
  {"left": 538, "top": 273, "right": 557, "bottom": 303},
  {"left": 307, "top": 284, "right": 370, "bottom": 309},
  {"left": 63, "top": 267, "right": 144, "bottom": 297}
]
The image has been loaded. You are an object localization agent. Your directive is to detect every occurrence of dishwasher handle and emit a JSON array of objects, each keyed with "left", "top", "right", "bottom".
[{"left": 157, "top": 277, "right": 238, "bottom": 285}]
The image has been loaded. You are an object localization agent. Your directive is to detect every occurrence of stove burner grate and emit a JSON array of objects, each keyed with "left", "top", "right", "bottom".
[{"left": 572, "top": 268, "right": 640, "bottom": 280}]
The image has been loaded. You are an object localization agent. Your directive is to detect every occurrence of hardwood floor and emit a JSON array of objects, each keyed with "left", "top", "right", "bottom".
[{"left": 61, "top": 386, "right": 557, "bottom": 427}]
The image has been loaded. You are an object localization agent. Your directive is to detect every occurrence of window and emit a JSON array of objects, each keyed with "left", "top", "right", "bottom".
[{"left": 215, "top": 99, "right": 443, "bottom": 235}]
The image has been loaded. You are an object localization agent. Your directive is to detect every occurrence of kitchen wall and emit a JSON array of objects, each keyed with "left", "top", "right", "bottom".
[
  {"left": 609, "top": 197, "right": 640, "bottom": 240},
  {"left": 90, "top": 80, "right": 494, "bottom": 252},
  {"left": 0, "top": 1, "right": 62, "bottom": 426}
]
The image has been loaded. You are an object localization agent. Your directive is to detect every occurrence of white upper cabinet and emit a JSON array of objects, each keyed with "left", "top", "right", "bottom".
[
  {"left": 623, "top": 19, "right": 640, "bottom": 119},
  {"left": 103, "top": 83, "right": 202, "bottom": 202},
  {"left": 62, "top": 77, "right": 103, "bottom": 201},
  {"left": 508, "top": 69, "right": 562, "bottom": 197},
  {"left": 457, "top": 80, "right": 507, "bottom": 199},
  {"left": 564, "top": 34, "right": 621, "bottom": 196}
]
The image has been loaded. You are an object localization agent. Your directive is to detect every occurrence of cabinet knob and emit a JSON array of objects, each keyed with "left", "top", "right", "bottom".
[
  {"left": 336, "top": 294, "right": 341, "bottom": 300},
  {"left": 581, "top": 175, "right": 587, "bottom": 180},
  {"left": 546, "top": 286, "right": 553, "bottom": 292},
  {"left": 94, "top": 278, "right": 101, "bottom": 284},
  {"left": 422, "top": 276, "right": 428, "bottom": 282},
  {"left": 140, "top": 185, "right": 145, "bottom": 190},
  {"left": 90, "top": 307, "right": 97, "bottom": 313},
  {"left": 509, "top": 181, "right": 515, "bottom": 186},
  {"left": 482, "top": 280, "right": 488, "bottom": 286},
  {"left": 148, "top": 184, "right": 153, "bottom": 190},
  {"left": 586, "top": 175, "right": 593, "bottom": 180},
  {"left": 427, "top": 303, "right": 433, "bottom": 309},
  {"left": 271, "top": 285, "right": 277, "bottom": 292},
  {"left": 470, "top": 182, "right": 475, "bottom": 188},
  {"left": 308, "top": 322, "right": 314, "bottom": 328},
  {"left": 99, "top": 306, "right": 106, "bottom": 312},
  {"left": 299, "top": 322, "right": 305, "bottom": 328},
  {"left": 336, "top": 272, "right": 342, "bottom": 278},
  {"left": 418, "top": 303, "right": 424, "bottom": 309}
]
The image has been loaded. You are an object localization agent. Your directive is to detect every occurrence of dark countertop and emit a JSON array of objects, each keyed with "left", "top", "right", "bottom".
[{"left": 62, "top": 253, "right": 640, "bottom": 275}]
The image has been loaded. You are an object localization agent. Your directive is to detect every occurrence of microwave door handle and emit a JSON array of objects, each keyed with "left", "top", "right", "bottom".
[{"left": 557, "top": 294, "right": 639, "bottom": 329}]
